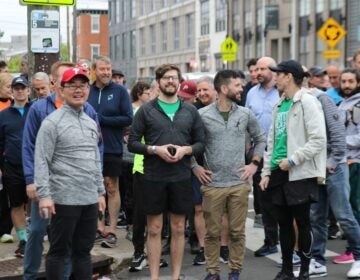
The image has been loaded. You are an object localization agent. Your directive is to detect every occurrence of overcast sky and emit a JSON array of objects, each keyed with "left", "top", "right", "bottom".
[{"left": 0, "top": 0, "right": 68, "bottom": 42}]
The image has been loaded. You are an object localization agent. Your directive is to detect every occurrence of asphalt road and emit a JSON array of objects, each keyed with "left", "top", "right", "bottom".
[{"left": 116, "top": 195, "right": 353, "bottom": 280}]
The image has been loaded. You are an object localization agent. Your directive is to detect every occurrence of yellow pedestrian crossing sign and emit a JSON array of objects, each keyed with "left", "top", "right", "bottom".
[
  {"left": 317, "top": 17, "right": 346, "bottom": 48},
  {"left": 221, "top": 36, "right": 238, "bottom": 62}
]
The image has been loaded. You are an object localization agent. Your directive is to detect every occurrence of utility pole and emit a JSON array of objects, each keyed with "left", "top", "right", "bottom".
[{"left": 72, "top": 2, "right": 77, "bottom": 63}]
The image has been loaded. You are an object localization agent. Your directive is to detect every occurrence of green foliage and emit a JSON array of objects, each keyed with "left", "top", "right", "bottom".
[
  {"left": 7, "top": 55, "right": 21, "bottom": 73},
  {"left": 60, "top": 43, "right": 69, "bottom": 61}
]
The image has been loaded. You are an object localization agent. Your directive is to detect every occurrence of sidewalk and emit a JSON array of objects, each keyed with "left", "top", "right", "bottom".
[{"left": 0, "top": 227, "right": 133, "bottom": 279}]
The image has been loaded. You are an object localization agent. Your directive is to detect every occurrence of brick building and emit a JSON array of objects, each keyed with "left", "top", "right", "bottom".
[{"left": 76, "top": 0, "right": 108, "bottom": 61}]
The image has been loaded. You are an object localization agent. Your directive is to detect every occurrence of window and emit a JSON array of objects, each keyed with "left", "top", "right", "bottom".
[
  {"left": 160, "top": 0, "right": 168, "bottom": 8},
  {"left": 215, "top": 0, "right": 227, "bottom": 32},
  {"left": 186, "top": 14, "right": 194, "bottom": 48},
  {"left": 256, "top": 5, "right": 263, "bottom": 26},
  {"left": 200, "top": 0, "right": 210, "bottom": 35},
  {"left": 131, "top": 1, "right": 136, "bottom": 18},
  {"left": 139, "top": 28, "right": 145, "bottom": 55},
  {"left": 173, "top": 17, "right": 180, "bottom": 49},
  {"left": 232, "top": 0, "right": 240, "bottom": 32},
  {"left": 91, "top": 44, "right": 100, "bottom": 60},
  {"left": 330, "top": 0, "right": 343, "bottom": 10},
  {"left": 115, "top": 35, "right": 121, "bottom": 60},
  {"left": 245, "top": 11, "right": 252, "bottom": 28},
  {"left": 91, "top": 15, "right": 100, "bottom": 33},
  {"left": 140, "top": 0, "right": 145, "bottom": 16},
  {"left": 316, "top": 0, "right": 324, "bottom": 13},
  {"left": 109, "top": 36, "right": 113, "bottom": 60},
  {"left": 116, "top": 0, "right": 120, "bottom": 23},
  {"left": 300, "top": 0, "right": 310, "bottom": 16},
  {"left": 150, "top": 25, "right": 156, "bottom": 54},
  {"left": 161, "top": 21, "right": 167, "bottom": 51},
  {"left": 122, "top": 33, "right": 127, "bottom": 59},
  {"left": 150, "top": 0, "right": 156, "bottom": 12},
  {"left": 130, "top": 30, "right": 136, "bottom": 58}
]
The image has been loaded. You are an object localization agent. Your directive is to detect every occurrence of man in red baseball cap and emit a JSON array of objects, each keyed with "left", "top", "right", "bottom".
[
  {"left": 35, "top": 66, "right": 105, "bottom": 279},
  {"left": 178, "top": 80, "right": 197, "bottom": 104}
]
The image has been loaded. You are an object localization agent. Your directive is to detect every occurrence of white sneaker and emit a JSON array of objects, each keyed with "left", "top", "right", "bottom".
[
  {"left": 309, "top": 258, "right": 327, "bottom": 278},
  {"left": 347, "top": 260, "right": 360, "bottom": 279},
  {"left": 0, "top": 234, "right": 14, "bottom": 243}
]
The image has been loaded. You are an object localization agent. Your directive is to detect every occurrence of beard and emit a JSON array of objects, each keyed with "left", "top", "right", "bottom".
[
  {"left": 340, "top": 87, "right": 360, "bottom": 98},
  {"left": 159, "top": 83, "right": 177, "bottom": 97}
]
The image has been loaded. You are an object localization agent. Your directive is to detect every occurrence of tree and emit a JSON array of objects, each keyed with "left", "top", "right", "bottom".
[
  {"left": 7, "top": 55, "right": 21, "bottom": 73},
  {"left": 0, "top": 30, "right": 4, "bottom": 57},
  {"left": 60, "top": 43, "right": 69, "bottom": 61}
]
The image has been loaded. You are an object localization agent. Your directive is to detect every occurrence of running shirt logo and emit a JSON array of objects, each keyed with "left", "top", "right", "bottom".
[{"left": 108, "top": 94, "right": 114, "bottom": 101}]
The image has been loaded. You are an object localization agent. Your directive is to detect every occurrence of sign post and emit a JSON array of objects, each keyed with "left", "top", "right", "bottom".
[
  {"left": 221, "top": 36, "right": 238, "bottom": 63},
  {"left": 317, "top": 17, "right": 346, "bottom": 60}
]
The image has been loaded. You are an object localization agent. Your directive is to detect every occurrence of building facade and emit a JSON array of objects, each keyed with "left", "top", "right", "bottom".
[
  {"left": 108, "top": 0, "right": 353, "bottom": 84},
  {"left": 76, "top": 1, "right": 108, "bottom": 61}
]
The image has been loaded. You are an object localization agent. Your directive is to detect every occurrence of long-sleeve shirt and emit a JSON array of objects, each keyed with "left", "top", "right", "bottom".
[
  {"left": 22, "top": 93, "right": 102, "bottom": 185},
  {"left": 88, "top": 82, "right": 133, "bottom": 155},
  {"left": 35, "top": 104, "right": 105, "bottom": 205},
  {"left": 128, "top": 98, "right": 205, "bottom": 182},
  {"left": 199, "top": 102, "right": 267, "bottom": 188}
]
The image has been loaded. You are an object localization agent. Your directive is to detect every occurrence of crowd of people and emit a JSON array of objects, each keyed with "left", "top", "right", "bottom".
[{"left": 0, "top": 50, "right": 360, "bottom": 280}]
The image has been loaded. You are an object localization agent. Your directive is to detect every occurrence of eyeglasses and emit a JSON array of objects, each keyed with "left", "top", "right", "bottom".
[
  {"left": 161, "top": 76, "right": 179, "bottom": 81},
  {"left": 63, "top": 84, "right": 89, "bottom": 91}
]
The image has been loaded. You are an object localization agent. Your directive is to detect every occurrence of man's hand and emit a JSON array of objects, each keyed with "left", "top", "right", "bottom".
[
  {"left": 172, "top": 145, "right": 191, "bottom": 162},
  {"left": 26, "top": 184, "right": 38, "bottom": 200},
  {"left": 238, "top": 163, "right": 258, "bottom": 180},
  {"left": 39, "top": 198, "right": 55, "bottom": 219},
  {"left": 154, "top": 144, "right": 179, "bottom": 163},
  {"left": 193, "top": 165, "right": 213, "bottom": 185},
  {"left": 278, "top": 158, "right": 291, "bottom": 171},
  {"left": 326, "top": 166, "right": 335, "bottom": 174},
  {"left": 98, "top": 195, "right": 106, "bottom": 215},
  {"left": 259, "top": 176, "right": 270, "bottom": 191}
]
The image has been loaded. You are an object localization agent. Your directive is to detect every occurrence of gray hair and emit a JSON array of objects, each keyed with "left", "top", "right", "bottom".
[
  {"left": 92, "top": 56, "right": 112, "bottom": 69},
  {"left": 196, "top": 76, "right": 214, "bottom": 88},
  {"left": 32, "top": 72, "right": 50, "bottom": 83}
]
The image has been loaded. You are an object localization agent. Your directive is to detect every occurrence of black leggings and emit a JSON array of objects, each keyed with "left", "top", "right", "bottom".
[{"left": 272, "top": 202, "right": 313, "bottom": 274}]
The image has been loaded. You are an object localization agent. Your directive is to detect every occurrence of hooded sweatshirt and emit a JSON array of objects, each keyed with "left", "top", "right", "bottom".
[{"left": 338, "top": 92, "right": 360, "bottom": 162}]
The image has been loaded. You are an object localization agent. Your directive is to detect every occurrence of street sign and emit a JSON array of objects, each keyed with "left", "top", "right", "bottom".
[
  {"left": 317, "top": 17, "right": 346, "bottom": 48},
  {"left": 20, "top": 0, "right": 75, "bottom": 6},
  {"left": 221, "top": 36, "right": 238, "bottom": 62},
  {"left": 31, "top": 10, "right": 60, "bottom": 53},
  {"left": 323, "top": 49, "right": 341, "bottom": 59}
]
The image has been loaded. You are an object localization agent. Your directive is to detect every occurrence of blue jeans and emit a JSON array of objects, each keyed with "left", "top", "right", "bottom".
[
  {"left": 311, "top": 163, "right": 360, "bottom": 265},
  {"left": 24, "top": 200, "right": 72, "bottom": 280}
]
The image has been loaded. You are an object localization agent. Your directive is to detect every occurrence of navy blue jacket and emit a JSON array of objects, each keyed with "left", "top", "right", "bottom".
[
  {"left": 88, "top": 81, "right": 133, "bottom": 155},
  {"left": 0, "top": 102, "right": 32, "bottom": 167},
  {"left": 22, "top": 93, "right": 103, "bottom": 185}
]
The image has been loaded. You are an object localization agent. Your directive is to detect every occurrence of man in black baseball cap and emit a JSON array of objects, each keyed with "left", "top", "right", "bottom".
[
  {"left": 112, "top": 69, "right": 126, "bottom": 86},
  {"left": 268, "top": 59, "right": 306, "bottom": 80},
  {"left": 307, "top": 66, "right": 328, "bottom": 90},
  {"left": 11, "top": 76, "right": 29, "bottom": 88}
]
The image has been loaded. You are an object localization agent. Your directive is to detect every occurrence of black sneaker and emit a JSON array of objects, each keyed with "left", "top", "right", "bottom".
[
  {"left": 254, "top": 244, "right": 278, "bottom": 257},
  {"left": 219, "top": 246, "right": 229, "bottom": 264},
  {"left": 273, "top": 271, "right": 296, "bottom": 280},
  {"left": 15, "top": 240, "right": 26, "bottom": 258},
  {"left": 160, "top": 258, "right": 168, "bottom": 268},
  {"left": 100, "top": 232, "right": 117, "bottom": 248},
  {"left": 116, "top": 218, "right": 127, "bottom": 229},
  {"left": 129, "top": 252, "right": 147, "bottom": 272},
  {"left": 193, "top": 249, "right": 206, "bottom": 265}
]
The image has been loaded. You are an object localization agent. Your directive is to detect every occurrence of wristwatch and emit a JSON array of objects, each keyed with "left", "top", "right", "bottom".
[{"left": 251, "top": 159, "right": 260, "bottom": 166}]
